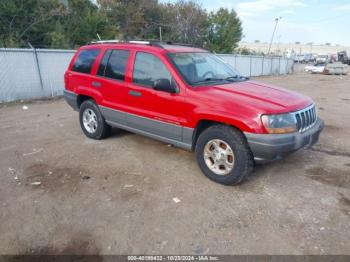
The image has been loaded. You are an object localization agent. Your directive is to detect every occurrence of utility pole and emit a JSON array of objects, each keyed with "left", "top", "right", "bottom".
[
  {"left": 267, "top": 17, "right": 282, "bottom": 55},
  {"left": 276, "top": 34, "right": 282, "bottom": 56}
]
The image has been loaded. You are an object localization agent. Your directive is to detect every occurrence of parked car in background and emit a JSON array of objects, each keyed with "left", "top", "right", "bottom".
[
  {"left": 305, "top": 62, "right": 348, "bottom": 75},
  {"left": 303, "top": 53, "right": 313, "bottom": 63},
  {"left": 294, "top": 54, "right": 305, "bottom": 63},
  {"left": 305, "top": 62, "right": 326, "bottom": 73},
  {"left": 316, "top": 54, "right": 330, "bottom": 64},
  {"left": 64, "top": 40, "right": 324, "bottom": 185},
  {"left": 295, "top": 53, "right": 314, "bottom": 63},
  {"left": 324, "top": 62, "right": 348, "bottom": 75},
  {"left": 338, "top": 51, "right": 350, "bottom": 65},
  {"left": 330, "top": 54, "right": 338, "bottom": 63}
]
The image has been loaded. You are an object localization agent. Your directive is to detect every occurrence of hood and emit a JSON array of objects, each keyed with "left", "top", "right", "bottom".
[{"left": 195, "top": 80, "right": 312, "bottom": 114}]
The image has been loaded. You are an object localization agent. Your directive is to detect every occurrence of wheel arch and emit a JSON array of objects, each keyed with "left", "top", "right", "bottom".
[
  {"left": 191, "top": 118, "right": 250, "bottom": 150},
  {"left": 77, "top": 94, "right": 95, "bottom": 109}
]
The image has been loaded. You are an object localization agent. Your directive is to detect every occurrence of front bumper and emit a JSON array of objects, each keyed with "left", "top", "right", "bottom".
[{"left": 244, "top": 118, "right": 324, "bottom": 163}]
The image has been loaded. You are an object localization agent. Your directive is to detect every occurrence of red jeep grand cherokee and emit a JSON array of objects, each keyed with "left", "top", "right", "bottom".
[{"left": 64, "top": 41, "right": 324, "bottom": 185}]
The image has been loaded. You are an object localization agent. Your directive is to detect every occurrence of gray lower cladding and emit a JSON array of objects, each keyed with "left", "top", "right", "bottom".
[
  {"left": 99, "top": 106, "right": 194, "bottom": 151},
  {"left": 244, "top": 118, "right": 324, "bottom": 163},
  {"left": 65, "top": 90, "right": 324, "bottom": 162},
  {"left": 63, "top": 90, "right": 79, "bottom": 111}
]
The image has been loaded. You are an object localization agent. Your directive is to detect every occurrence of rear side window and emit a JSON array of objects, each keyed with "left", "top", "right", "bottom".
[
  {"left": 133, "top": 52, "right": 172, "bottom": 88},
  {"left": 72, "top": 49, "right": 100, "bottom": 74},
  {"left": 98, "top": 49, "right": 130, "bottom": 81}
]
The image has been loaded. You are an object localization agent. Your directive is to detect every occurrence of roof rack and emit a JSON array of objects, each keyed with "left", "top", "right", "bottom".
[
  {"left": 159, "top": 41, "right": 195, "bottom": 47},
  {"left": 89, "top": 39, "right": 152, "bottom": 45},
  {"left": 89, "top": 39, "right": 198, "bottom": 49},
  {"left": 90, "top": 40, "right": 121, "bottom": 44}
]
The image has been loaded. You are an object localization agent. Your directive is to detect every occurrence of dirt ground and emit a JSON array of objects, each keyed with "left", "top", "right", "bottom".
[{"left": 0, "top": 72, "right": 349, "bottom": 255}]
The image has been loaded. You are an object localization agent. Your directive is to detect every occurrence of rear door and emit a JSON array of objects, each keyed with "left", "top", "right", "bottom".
[{"left": 95, "top": 48, "right": 131, "bottom": 124}]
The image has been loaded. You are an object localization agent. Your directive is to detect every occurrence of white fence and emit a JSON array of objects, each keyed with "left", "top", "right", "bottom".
[
  {"left": 0, "top": 48, "right": 294, "bottom": 102},
  {"left": 0, "top": 48, "right": 75, "bottom": 102},
  {"left": 217, "top": 54, "right": 294, "bottom": 77}
]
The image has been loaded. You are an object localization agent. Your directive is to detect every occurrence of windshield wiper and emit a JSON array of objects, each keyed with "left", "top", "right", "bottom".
[
  {"left": 191, "top": 78, "right": 225, "bottom": 85},
  {"left": 225, "top": 75, "right": 249, "bottom": 81},
  {"left": 192, "top": 75, "right": 249, "bottom": 85}
]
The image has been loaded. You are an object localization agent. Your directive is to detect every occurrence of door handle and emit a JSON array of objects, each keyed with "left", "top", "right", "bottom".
[
  {"left": 91, "top": 81, "right": 101, "bottom": 88},
  {"left": 128, "top": 90, "right": 142, "bottom": 97}
]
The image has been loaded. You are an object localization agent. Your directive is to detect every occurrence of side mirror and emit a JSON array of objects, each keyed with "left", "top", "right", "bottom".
[{"left": 153, "top": 79, "right": 177, "bottom": 93}]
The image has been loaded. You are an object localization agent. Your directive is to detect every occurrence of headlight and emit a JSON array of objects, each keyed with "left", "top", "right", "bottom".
[{"left": 261, "top": 113, "right": 297, "bottom": 134}]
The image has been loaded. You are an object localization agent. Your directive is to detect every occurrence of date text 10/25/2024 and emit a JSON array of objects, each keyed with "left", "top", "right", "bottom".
[{"left": 128, "top": 256, "right": 219, "bottom": 261}]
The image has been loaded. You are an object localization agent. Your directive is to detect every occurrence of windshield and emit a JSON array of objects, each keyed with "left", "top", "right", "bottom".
[{"left": 168, "top": 52, "right": 247, "bottom": 86}]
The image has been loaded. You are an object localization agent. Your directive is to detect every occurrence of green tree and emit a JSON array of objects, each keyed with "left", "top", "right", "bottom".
[
  {"left": 0, "top": 0, "right": 65, "bottom": 47},
  {"left": 46, "top": 21, "right": 71, "bottom": 49},
  {"left": 0, "top": 0, "right": 244, "bottom": 51},
  {"left": 159, "top": 0, "right": 208, "bottom": 45},
  {"left": 207, "top": 8, "right": 243, "bottom": 53},
  {"left": 0, "top": 0, "right": 117, "bottom": 48},
  {"left": 64, "top": 0, "right": 118, "bottom": 48},
  {"left": 98, "top": 0, "right": 208, "bottom": 44},
  {"left": 98, "top": 0, "right": 161, "bottom": 40},
  {"left": 236, "top": 47, "right": 252, "bottom": 55}
]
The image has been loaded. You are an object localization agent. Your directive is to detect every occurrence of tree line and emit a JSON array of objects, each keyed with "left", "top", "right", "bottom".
[{"left": 0, "top": 0, "right": 243, "bottom": 53}]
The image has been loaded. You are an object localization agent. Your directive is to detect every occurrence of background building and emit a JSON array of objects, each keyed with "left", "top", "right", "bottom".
[{"left": 238, "top": 41, "right": 350, "bottom": 57}]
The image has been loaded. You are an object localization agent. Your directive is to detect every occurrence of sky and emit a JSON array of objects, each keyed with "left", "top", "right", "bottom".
[{"left": 160, "top": 0, "right": 350, "bottom": 46}]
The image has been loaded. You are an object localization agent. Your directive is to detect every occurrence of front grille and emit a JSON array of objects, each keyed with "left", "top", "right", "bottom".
[{"left": 294, "top": 104, "right": 317, "bottom": 132}]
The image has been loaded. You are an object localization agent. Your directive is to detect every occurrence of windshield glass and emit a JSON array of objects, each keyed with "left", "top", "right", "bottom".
[{"left": 168, "top": 52, "right": 247, "bottom": 86}]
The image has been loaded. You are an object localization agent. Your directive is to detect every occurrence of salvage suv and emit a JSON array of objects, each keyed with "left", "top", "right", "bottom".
[{"left": 64, "top": 41, "right": 324, "bottom": 185}]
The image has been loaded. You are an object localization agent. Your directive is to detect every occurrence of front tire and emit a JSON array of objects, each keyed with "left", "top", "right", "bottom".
[
  {"left": 195, "top": 125, "right": 254, "bottom": 185},
  {"left": 79, "top": 100, "right": 111, "bottom": 140}
]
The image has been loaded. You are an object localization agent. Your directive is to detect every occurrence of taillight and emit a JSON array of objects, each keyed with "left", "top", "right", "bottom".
[{"left": 64, "top": 71, "right": 70, "bottom": 89}]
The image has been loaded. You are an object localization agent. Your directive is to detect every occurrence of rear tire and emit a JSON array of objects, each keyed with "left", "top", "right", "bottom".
[
  {"left": 195, "top": 125, "right": 254, "bottom": 185},
  {"left": 79, "top": 100, "right": 111, "bottom": 140}
]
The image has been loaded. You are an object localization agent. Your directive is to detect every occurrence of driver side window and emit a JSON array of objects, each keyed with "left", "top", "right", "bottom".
[{"left": 133, "top": 52, "right": 172, "bottom": 88}]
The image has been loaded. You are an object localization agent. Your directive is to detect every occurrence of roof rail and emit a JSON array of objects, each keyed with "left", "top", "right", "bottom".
[
  {"left": 89, "top": 39, "right": 155, "bottom": 46},
  {"left": 158, "top": 41, "right": 195, "bottom": 47},
  {"left": 90, "top": 40, "right": 121, "bottom": 44},
  {"left": 129, "top": 40, "right": 151, "bottom": 45},
  {"left": 89, "top": 39, "right": 200, "bottom": 49}
]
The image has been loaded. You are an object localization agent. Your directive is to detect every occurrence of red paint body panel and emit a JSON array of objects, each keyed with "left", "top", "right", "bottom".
[{"left": 65, "top": 43, "right": 313, "bottom": 134}]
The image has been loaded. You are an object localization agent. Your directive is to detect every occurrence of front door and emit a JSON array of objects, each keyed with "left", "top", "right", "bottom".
[{"left": 126, "top": 51, "right": 188, "bottom": 142}]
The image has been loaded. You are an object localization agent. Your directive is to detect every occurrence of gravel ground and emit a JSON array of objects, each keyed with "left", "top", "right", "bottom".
[{"left": 0, "top": 72, "right": 349, "bottom": 255}]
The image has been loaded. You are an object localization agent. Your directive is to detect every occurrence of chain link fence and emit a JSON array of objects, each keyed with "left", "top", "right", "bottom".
[
  {"left": 0, "top": 48, "right": 294, "bottom": 102},
  {"left": 0, "top": 48, "right": 75, "bottom": 102},
  {"left": 217, "top": 54, "right": 294, "bottom": 77}
]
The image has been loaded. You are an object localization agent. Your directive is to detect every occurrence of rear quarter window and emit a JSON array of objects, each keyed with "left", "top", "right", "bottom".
[{"left": 72, "top": 49, "right": 100, "bottom": 74}]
